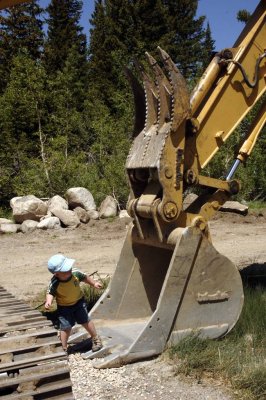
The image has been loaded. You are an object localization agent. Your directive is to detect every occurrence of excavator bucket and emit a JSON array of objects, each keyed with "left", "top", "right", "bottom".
[{"left": 81, "top": 225, "right": 243, "bottom": 368}]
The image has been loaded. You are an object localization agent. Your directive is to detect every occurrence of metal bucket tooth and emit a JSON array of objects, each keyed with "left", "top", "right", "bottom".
[
  {"left": 140, "top": 64, "right": 159, "bottom": 131},
  {"left": 145, "top": 51, "right": 172, "bottom": 128},
  {"left": 125, "top": 66, "right": 146, "bottom": 137},
  {"left": 126, "top": 59, "right": 160, "bottom": 168},
  {"left": 126, "top": 48, "right": 190, "bottom": 169},
  {"left": 157, "top": 46, "right": 190, "bottom": 129}
]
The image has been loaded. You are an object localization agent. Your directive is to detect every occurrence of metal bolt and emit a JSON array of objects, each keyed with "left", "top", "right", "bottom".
[
  {"left": 192, "top": 216, "right": 206, "bottom": 231},
  {"left": 163, "top": 202, "right": 178, "bottom": 219},
  {"left": 211, "top": 201, "right": 220, "bottom": 210},
  {"left": 164, "top": 167, "right": 173, "bottom": 179}
]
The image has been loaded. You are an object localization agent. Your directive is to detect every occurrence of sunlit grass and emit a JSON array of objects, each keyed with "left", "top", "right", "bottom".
[
  {"left": 247, "top": 201, "right": 266, "bottom": 210},
  {"left": 168, "top": 286, "right": 266, "bottom": 400}
]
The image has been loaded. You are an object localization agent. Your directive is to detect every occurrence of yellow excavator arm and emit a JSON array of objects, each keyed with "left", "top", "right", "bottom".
[
  {"left": 87, "top": 1, "right": 265, "bottom": 368},
  {"left": 125, "top": 0, "right": 265, "bottom": 233}
]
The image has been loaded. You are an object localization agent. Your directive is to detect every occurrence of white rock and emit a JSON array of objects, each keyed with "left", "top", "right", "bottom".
[
  {"left": 119, "top": 210, "right": 132, "bottom": 225},
  {"left": 0, "top": 218, "right": 13, "bottom": 224},
  {"left": 51, "top": 208, "right": 80, "bottom": 227},
  {"left": 40, "top": 211, "right": 53, "bottom": 220},
  {"left": 37, "top": 216, "right": 61, "bottom": 230},
  {"left": 10, "top": 195, "right": 48, "bottom": 223},
  {"left": 0, "top": 223, "right": 18, "bottom": 234},
  {"left": 99, "top": 196, "right": 117, "bottom": 218},
  {"left": 47, "top": 195, "right": 68, "bottom": 213},
  {"left": 66, "top": 187, "right": 96, "bottom": 211},
  {"left": 220, "top": 201, "right": 248, "bottom": 215},
  {"left": 87, "top": 210, "right": 99, "bottom": 220},
  {"left": 74, "top": 207, "right": 90, "bottom": 224},
  {"left": 10, "top": 196, "right": 22, "bottom": 208},
  {"left": 21, "top": 220, "right": 39, "bottom": 233}
]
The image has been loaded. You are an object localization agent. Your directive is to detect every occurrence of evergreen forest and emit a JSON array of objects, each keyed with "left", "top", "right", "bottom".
[{"left": 0, "top": 0, "right": 265, "bottom": 210}]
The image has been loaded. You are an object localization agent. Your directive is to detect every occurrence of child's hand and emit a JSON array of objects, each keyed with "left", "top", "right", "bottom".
[
  {"left": 94, "top": 281, "right": 103, "bottom": 289},
  {"left": 44, "top": 301, "right": 52, "bottom": 309}
]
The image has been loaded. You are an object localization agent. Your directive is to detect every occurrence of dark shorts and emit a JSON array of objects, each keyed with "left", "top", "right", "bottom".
[{"left": 57, "top": 298, "right": 90, "bottom": 331}]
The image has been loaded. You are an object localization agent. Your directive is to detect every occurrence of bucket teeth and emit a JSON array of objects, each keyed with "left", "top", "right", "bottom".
[
  {"left": 125, "top": 66, "right": 146, "bottom": 137},
  {"left": 126, "top": 48, "right": 190, "bottom": 140},
  {"left": 143, "top": 70, "right": 159, "bottom": 131},
  {"left": 126, "top": 48, "right": 190, "bottom": 168},
  {"left": 146, "top": 51, "right": 172, "bottom": 129},
  {"left": 134, "top": 59, "right": 158, "bottom": 132},
  {"left": 157, "top": 46, "right": 190, "bottom": 130}
]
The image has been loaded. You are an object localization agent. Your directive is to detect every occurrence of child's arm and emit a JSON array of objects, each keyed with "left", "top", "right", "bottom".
[
  {"left": 45, "top": 293, "right": 54, "bottom": 309},
  {"left": 83, "top": 275, "right": 102, "bottom": 289}
]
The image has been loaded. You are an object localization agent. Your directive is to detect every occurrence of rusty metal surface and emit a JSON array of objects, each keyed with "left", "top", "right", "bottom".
[{"left": 0, "top": 286, "right": 74, "bottom": 399}]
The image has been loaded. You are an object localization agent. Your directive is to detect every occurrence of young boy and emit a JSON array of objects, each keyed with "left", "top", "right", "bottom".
[{"left": 45, "top": 253, "right": 103, "bottom": 353}]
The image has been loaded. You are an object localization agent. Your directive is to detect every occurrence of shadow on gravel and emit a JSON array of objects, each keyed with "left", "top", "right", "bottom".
[{"left": 68, "top": 338, "right": 92, "bottom": 354}]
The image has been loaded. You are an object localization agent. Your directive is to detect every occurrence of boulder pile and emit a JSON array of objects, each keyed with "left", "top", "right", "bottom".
[{"left": 0, "top": 187, "right": 131, "bottom": 234}]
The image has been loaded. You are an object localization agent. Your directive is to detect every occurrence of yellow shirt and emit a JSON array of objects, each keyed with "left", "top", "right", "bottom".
[{"left": 47, "top": 269, "right": 86, "bottom": 306}]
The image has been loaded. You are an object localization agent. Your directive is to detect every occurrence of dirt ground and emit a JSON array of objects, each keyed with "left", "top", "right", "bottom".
[
  {"left": 1, "top": 209, "right": 265, "bottom": 301},
  {"left": 1, "top": 210, "right": 265, "bottom": 399}
]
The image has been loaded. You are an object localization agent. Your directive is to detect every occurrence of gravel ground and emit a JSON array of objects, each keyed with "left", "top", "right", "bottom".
[{"left": 69, "top": 353, "right": 234, "bottom": 400}]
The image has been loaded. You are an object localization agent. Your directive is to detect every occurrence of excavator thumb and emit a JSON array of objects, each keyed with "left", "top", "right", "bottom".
[{"left": 82, "top": 225, "right": 243, "bottom": 368}]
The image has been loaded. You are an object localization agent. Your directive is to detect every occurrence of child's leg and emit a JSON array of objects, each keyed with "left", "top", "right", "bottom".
[
  {"left": 57, "top": 305, "right": 74, "bottom": 350},
  {"left": 60, "top": 328, "right": 72, "bottom": 350},
  {"left": 81, "top": 320, "right": 97, "bottom": 338},
  {"left": 82, "top": 321, "right": 102, "bottom": 351},
  {"left": 75, "top": 299, "right": 102, "bottom": 351}
]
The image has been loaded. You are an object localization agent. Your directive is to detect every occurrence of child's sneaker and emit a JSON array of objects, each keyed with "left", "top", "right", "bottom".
[{"left": 92, "top": 335, "right": 103, "bottom": 352}]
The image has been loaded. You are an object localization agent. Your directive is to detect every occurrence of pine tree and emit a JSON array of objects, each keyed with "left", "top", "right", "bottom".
[
  {"left": 202, "top": 22, "right": 215, "bottom": 69},
  {"left": 47, "top": 46, "right": 88, "bottom": 155},
  {"left": 44, "top": 0, "right": 87, "bottom": 75},
  {"left": 161, "top": 0, "right": 207, "bottom": 79},
  {"left": 0, "top": 1, "right": 43, "bottom": 92},
  {"left": 237, "top": 10, "right": 251, "bottom": 23},
  {"left": 89, "top": 0, "right": 211, "bottom": 97},
  {"left": 89, "top": 0, "right": 168, "bottom": 109},
  {"left": 0, "top": 53, "right": 51, "bottom": 202},
  {"left": 88, "top": 0, "right": 112, "bottom": 99},
  {"left": 134, "top": 0, "right": 169, "bottom": 54}
]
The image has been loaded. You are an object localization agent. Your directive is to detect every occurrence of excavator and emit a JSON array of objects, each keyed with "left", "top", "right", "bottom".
[
  {"left": 84, "top": 0, "right": 266, "bottom": 368},
  {"left": 0, "top": 0, "right": 265, "bottom": 389}
]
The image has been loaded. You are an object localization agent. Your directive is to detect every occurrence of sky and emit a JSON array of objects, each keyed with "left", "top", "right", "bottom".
[{"left": 40, "top": 0, "right": 258, "bottom": 51}]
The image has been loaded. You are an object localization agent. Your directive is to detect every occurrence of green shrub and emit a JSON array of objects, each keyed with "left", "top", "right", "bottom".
[
  {"left": 81, "top": 274, "right": 110, "bottom": 310},
  {"left": 247, "top": 201, "right": 266, "bottom": 210}
]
